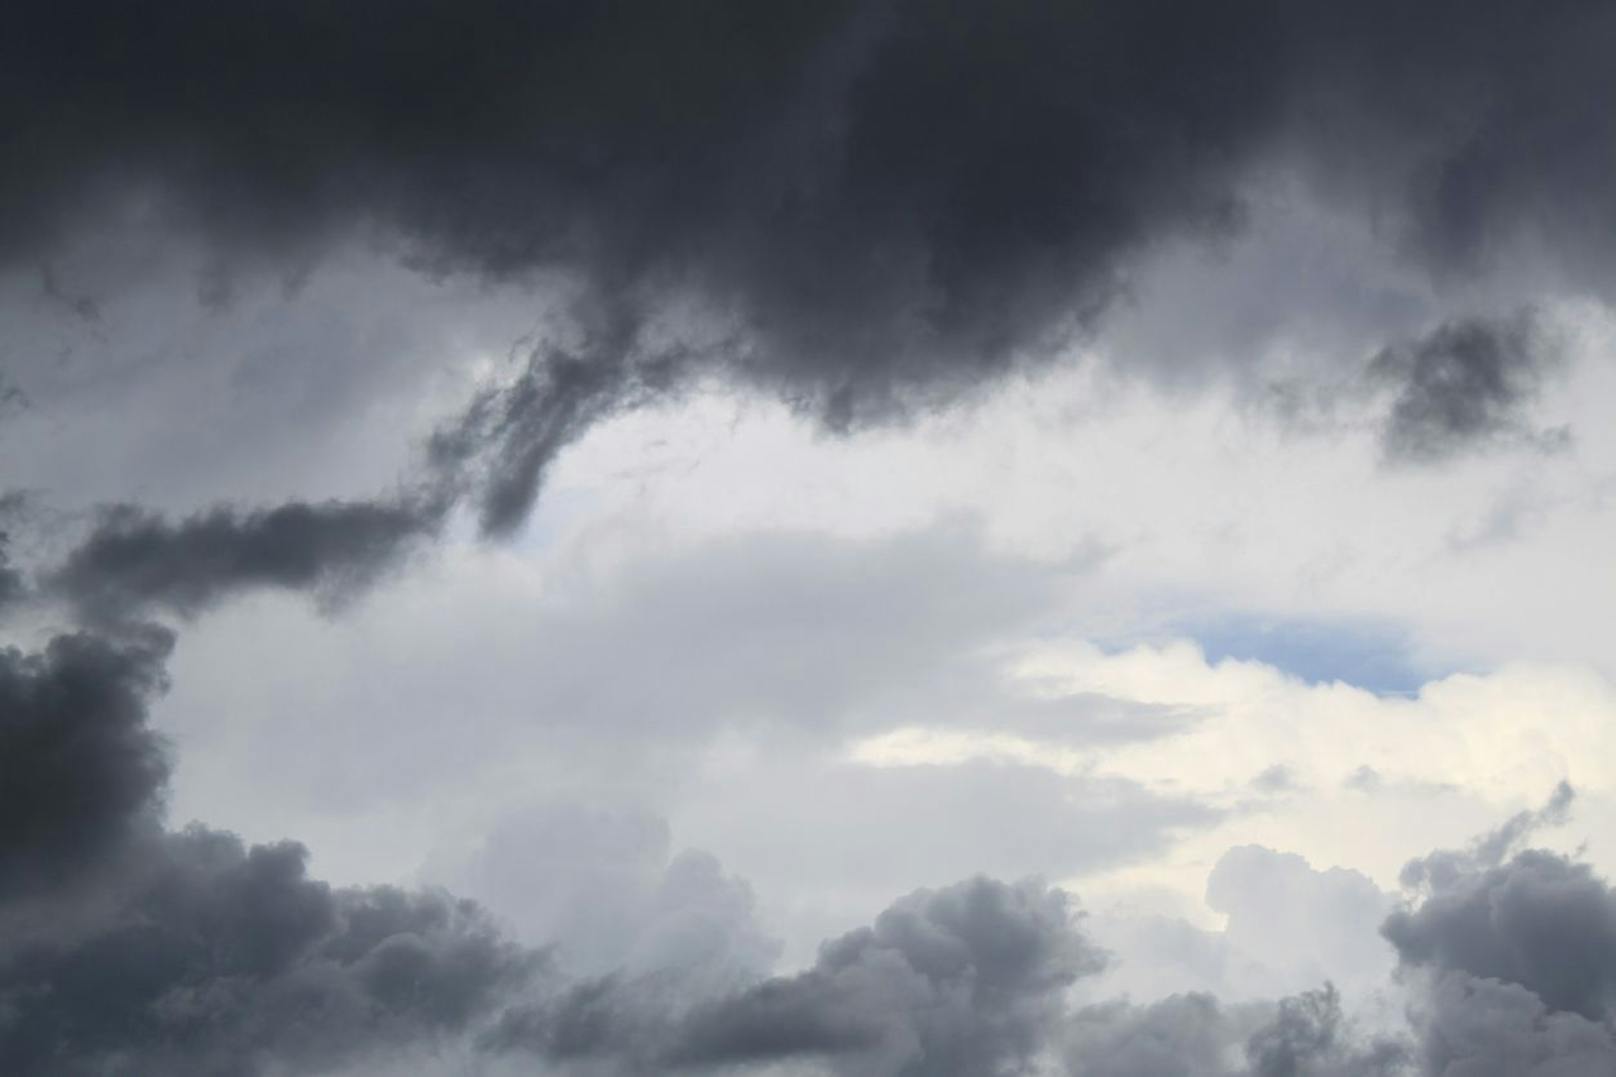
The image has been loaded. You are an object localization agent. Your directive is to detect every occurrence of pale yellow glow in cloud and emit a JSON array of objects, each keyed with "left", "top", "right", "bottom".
[{"left": 846, "top": 639, "right": 1615, "bottom": 915}]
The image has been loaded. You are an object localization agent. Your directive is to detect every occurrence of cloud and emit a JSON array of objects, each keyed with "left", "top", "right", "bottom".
[
  {"left": 1206, "top": 848, "right": 1395, "bottom": 999},
  {"left": 1064, "top": 992, "right": 1250, "bottom": 1077},
  {"left": 0, "top": 626, "right": 171, "bottom": 900},
  {"left": 1374, "top": 785, "right": 1616, "bottom": 1076},
  {"left": 426, "top": 325, "right": 696, "bottom": 537},
  {"left": 1385, "top": 846, "right": 1616, "bottom": 1023},
  {"left": 0, "top": 615, "right": 1611, "bottom": 1077},
  {"left": 1410, "top": 973, "right": 1616, "bottom": 1077},
  {"left": 426, "top": 802, "right": 780, "bottom": 995},
  {"left": 490, "top": 875, "right": 1104, "bottom": 1075},
  {"left": 1396, "top": 780, "right": 1575, "bottom": 894},
  {"left": 672, "top": 877, "right": 1097, "bottom": 1075},
  {"left": 3, "top": 0, "right": 1612, "bottom": 571},
  {"left": 0, "top": 628, "right": 543, "bottom": 1076},
  {"left": 1064, "top": 985, "right": 1411, "bottom": 1077},
  {"left": 0, "top": 535, "right": 22, "bottom": 613},
  {"left": 44, "top": 497, "right": 446, "bottom": 623},
  {"left": 0, "top": 827, "right": 540, "bottom": 1077},
  {"left": 1369, "top": 313, "right": 1567, "bottom": 463}
]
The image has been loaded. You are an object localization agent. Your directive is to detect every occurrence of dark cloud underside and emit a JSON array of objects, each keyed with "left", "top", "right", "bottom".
[
  {"left": 44, "top": 497, "right": 445, "bottom": 623},
  {"left": 4, "top": 0, "right": 1613, "bottom": 543},
  {"left": 3, "top": 622, "right": 1616, "bottom": 1075},
  {"left": 0, "top": 627, "right": 171, "bottom": 899},
  {"left": 0, "top": 0, "right": 1605, "bottom": 615},
  {"left": 1370, "top": 312, "right": 1566, "bottom": 463}
]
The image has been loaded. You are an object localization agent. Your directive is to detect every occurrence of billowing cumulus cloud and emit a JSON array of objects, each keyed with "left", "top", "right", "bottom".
[
  {"left": 1388, "top": 848, "right": 1616, "bottom": 1023},
  {"left": 428, "top": 801, "right": 781, "bottom": 995},
  {"left": 0, "top": 626, "right": 172, "bottom": 899},
  {"left": 2, "top": 615, "right": 1614, "bottom": 1077},
  {"left": 1409, "top": 973, "right": 1616, "bottom": 1077},
  {"left": 0, "top": 830, "right": 539, "bottom": 1077},
  {"left": 489, "top": 875, "right": 1102, "bottom": 1074},
  {"left": 1373, "top": 785, "right": 1616, "bottom": 1077},
  {"left": 0, "top": 630, "right": 541, "bottom": 1076},
  {"left": 667, "top": 877, "right": 1100, "bottom": 1074}
]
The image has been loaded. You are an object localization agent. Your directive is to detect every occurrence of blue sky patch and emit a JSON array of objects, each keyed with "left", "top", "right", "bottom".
[{"left": 1171, "top": 612, "right": 1438, "bottom": 696}]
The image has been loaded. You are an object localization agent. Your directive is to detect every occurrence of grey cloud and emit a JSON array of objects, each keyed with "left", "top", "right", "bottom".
[
  {"left": 479, "top": 878, "right": 1402, "bottom": 1077},
  {"left": 143, "top": 522, "right": 1214, "bottom": 971},
  {"left": 1369, "top": 313, "right": 1567, "bottom": 464},
  {"left": 0, "top": 827, "right": 540, "bottom": 1077},
  {"left": 0, "top": 628, "right": 542, "bottom": 1077},
  {"left": 1, "top": 620, "right": 1610, "bottom": 1077},
  {"left": 427, "top": 321, "right": 698, "bottom": 537},
  {"left": 679, "top": 759, "right": 1219, "bottom": 947},
  {"left": 1207, "top": 848, "right": 1395, "bottom": 1000},
  {"left": 149, "top": 524, "right": 1094, "bottom": 818},
  {"left": 492, "top": 875, "right": 1103, "bottom": 1076},
  {"left": 0, "top": 243, "right": 546, "bottom": 514},
  {"left": 1076, "top": 792, "right": 1616, "bottom": 1077},
  {"left": 1244, "top": 985, "right": 1408, "bottom": 1077},
  {"left": 3, "top": 0, "right": 1612, "bottom": 570},
  {"left": 1, "top": 0, "right": 1276, "bottom": 410},
  {"left": 0, "top": 535, "right": 22, "bottom": 613},
  {"left": 1061, "top": 984, "right": 1409, "bottom": 1077},
  {"left": 0, "top": 626, "right": 172, "bottom": 900},
  {"left": 1074, "top": 803, "right": 1616, "bottom": 1077},
  {"left": 1376, "top": 785, "right": 1616, "bottom": 1076},
  {"left": 1410, "top": 972, "right": 1616, "bottom": 1077},
  {"left": 1384, "top": 848, "right": 1616, "bottom": 1022},
  {"left": 1252, "top": 766, "right": 1301, "bottom": 794},
  {"left": 0, "top": 617, "right": 1146, "bottom": 1077},
  {"left": 6, "top": 0, "right": 1607, "bottom": 624},
  {"left": 428, "top": 803, "right": 679, "bottom": 976},
  {"left": 1398, "top": 781, "right": 1574, "bottom": 894},
  {"left": 1082, "top": 845, "right": 1396, "bottom": 1008},
  {"left": 427, "top": 802, "right": 780, "bottom": 994},
  {"left": 676, "top": 876, "right": 1099, "bottom": 1075},
  {"left": 1064, "top": 992, "right": 1247, "bottom": 1077},
  {"left": 44, "top": 496, "right": 447, "bottom": 623}
]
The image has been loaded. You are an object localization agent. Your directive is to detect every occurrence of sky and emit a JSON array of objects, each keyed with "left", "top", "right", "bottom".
[{"left": 3, "top": 2, "right": 1616, "bottom": 1074}]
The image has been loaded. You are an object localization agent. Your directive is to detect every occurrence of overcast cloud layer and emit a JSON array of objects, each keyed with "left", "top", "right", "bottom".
[{"left": 3, "top": 1, "right": 1615, "bottom": 1074}]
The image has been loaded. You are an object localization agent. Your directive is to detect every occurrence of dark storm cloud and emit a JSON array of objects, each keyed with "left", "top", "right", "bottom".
[
  {"left": 668, "top": 877, "right": 1100, "bottom": 1074},
  {"left": 5, "top": 0, "right": 1613, "bottom": 544},
  {"left": 1369, "top": 313, "right": 1567, "bottom": 463},
  {"left": 0, "top": 628, "right": 540, "bottom": 1076},
  {"left": 1384, "top": 785, "right": 1604, "bottom": 1025},
  {"left": 489, "top": 875, "right": 1105, "bottom": 1074},
  {"left": 0, "top": 626, "right": 171, "bottom": 899},
  {"left": 0, "top": 537, "right": 22, "bottom": 612},
  {"left": 1385, "top": 848, "right": 1616, "bottom": 1023},
  {"left": 426, "top": 329, "right": 692, "bottom": 536},
  {"left": 1375, "top": 784, "right": 1616, "bottom": 1077},
  {"left": 0, "top": 494, "right": 30, "bottom": 613},
  {"left": 0, "top": 828, "right": 541, "bottom": 1077},
  {"left": 44, "top": 495, "right": 446, "bottom": 622},
  {"left": 1, "top": 0, "right": 1280, "bottom": 411}
]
